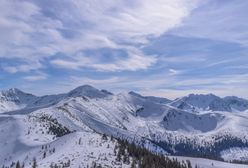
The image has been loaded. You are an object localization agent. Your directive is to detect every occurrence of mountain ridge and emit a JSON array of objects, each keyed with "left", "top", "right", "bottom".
[
  {"left": 1, "top": 85, "right": 247, "bottom": 113},
  {"left": 1, "top": 85, "right": 248, "bottom": 167}
]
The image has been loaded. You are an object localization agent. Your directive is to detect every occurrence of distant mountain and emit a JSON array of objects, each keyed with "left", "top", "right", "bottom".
[
  {"left": 0, "top": 88, "right": 36, "bottom": 113},
  {"left": 1, "top": 85, "right": 248, "bottom": 167},
  {"left": 170, "top": 93, "right": 248, "bottom": 112},
  {"left": 67, "top": 85, "right": 110, "bottom": 98},
  {"left": 0, "top": 88, "right": 64, "bottom": 113},
  {"left": 0, "top": 85, "right": 112, "bottom": 113},
  {"left": 129, "top": 91, "right": 171, "bottom": 104},
  {"left": 223, "top": 96, "right": 248, "bottom": 111}
]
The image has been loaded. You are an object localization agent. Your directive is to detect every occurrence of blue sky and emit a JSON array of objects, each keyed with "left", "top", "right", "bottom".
[{"left": 0, "top": 0, "right": 248, "bottom": 99}]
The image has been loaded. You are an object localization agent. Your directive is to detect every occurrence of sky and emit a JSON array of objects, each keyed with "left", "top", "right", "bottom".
[{"left": 0, "top": 0, "right": 248, "bottom": 99}]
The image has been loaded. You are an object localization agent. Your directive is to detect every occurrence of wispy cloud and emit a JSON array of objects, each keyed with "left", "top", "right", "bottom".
[
  {"left": 1, "top": 0, "right": 247, "bottom": 100},
  {"left": 51, "top": 50, "right": 157, "bottom": 71},
  {"left": 23, "top": 72, "right": 48, "bottom": 81},
  {"left": 2, "top": 61, "right": 42, "bottom": 73},
  {"left": 0, "top": 0, "right": 199, "bottom": 73},
  {"left": 169, "top": 69, "right": 184, "bottom": 76},
  {"left": 170, "top": 0, "right": 248, "bottom": 46}
]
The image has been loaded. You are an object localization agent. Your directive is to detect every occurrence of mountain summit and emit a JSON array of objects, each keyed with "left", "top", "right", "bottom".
[
  {"left": 0, "top": 88, "right": 36, "bottom": 113},
  {"left": 1, "top": 87, "right": 248, "bottom": 113},
  {"left": 67, "top": 85, "right": 111, "bottom": 98},
  {"left": 0, "top": 85, "right": 248, "bottom": 167}
]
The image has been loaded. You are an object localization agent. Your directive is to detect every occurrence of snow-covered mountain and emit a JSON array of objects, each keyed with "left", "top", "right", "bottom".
[
  {"left": 129, "top": 91, "right": 171, "bottom": 104},
  {"left": 0, "top": 85, "right": 113, "bottom": 114},
  {"left": 0, "top": 88, "right": 68, "bottom": 114},
  {"left": 0, "top": 85, "right": 248, "bottom": 167},
  {"left": 67, "top": 85, "right": 110, "bottom": 98},
  {"left": 170, "top": 93, "right": 248, "bottom": 112},
  {"left": 223, "top": 96, "right": 248, "bottom": 112},
  {"left": 0, "top": 88, "right": 36, "bottom": 113}
]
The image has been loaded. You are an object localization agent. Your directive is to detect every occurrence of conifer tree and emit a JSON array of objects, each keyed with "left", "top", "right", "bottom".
[
  {"left": 43, "top": 151, "right": 46, "bottom": 159},
  {"left": 32, "top": 158, "right": 37, "bottom": 168},
  {"left": 16, "top": 161, "right": 21, "bottom": 168}
]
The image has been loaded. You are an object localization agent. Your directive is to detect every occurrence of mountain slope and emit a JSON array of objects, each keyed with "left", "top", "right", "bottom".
[
  {"left": 0, "top": 88, "right": 36, "bottom": 113},
  {"left": 129, "top": 91, "right": 171, "bottom": 104},
  {"left": 223, "top": 96, "right": 248, "bottom": 112},
  {"left": 1, "top": 85, "right": 248, "bottom": 167}
]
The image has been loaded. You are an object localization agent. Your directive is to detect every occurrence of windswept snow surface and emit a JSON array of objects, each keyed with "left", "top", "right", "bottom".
[
  {"left": 221, "top": 147, "right": 248, "bottom": 162},
  {"left": 171, "top": 156, "right": 248, "bottom": 168},
  {"left": 0, "top": 85, "right": 248, "bottom": 167}
]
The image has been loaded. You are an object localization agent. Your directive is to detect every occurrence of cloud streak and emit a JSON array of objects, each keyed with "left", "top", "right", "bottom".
[
  {"left": 1, "top": 0, "right": 247, "bottom": 100},
  {"left": 0, "top": 0, "right": 199, "bottom": 73},
  {"left": 171, "top": 0, "right": 248, "bottom": 46},
  {"left": 23, "top": 74, "right": 47, "bottom": 81}
]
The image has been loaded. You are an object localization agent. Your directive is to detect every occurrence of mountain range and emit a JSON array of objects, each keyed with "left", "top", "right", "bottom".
[{"left": 1, "top": 85, "right": 248, "bottom": 168}]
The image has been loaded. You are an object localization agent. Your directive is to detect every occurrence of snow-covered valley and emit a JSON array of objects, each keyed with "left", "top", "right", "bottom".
[{"left": 1, "top": 85, "right": 248, "bottom": 168}]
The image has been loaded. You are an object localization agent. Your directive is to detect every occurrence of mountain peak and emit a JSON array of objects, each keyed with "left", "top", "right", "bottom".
[
  {"left": 101, "top": 89, "right": 113, "bottom": 95},
  {"left": 128, "top": 91, "right": 171, "bottom": 104},
  {"left": 171, "top": 93, "right": 231, "bottom": 112},
  {"left": 187, "top": 93, "right": 218, "bottom": 99},
  {"left": 128, "top": 91, "right": 143, "bottom": 98},
  {"left": 0, "top": 88, "right": 37, "bottom": 113},
  {"left": 0, "top": 88, "right": 34, "bottom": 97},
  {"left": 223, "top": 96, "right": 248, "bottom": 111},
  {"left": 67, "top": 85, "right": 109, "bottom": 98},
  {"left": 1, "top": 88, "right": 22, "bottom": 94},
  {"left": 8, "top": 88, "right": 20, "bottom": 92},
  {"left": 73, "top": 85, "right": 97, "bottom": 90}
]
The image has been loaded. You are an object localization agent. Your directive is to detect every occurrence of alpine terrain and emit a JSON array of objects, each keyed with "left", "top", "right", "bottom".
[{"left": 1, "top": 85, "right": 248, "bottom": 168}]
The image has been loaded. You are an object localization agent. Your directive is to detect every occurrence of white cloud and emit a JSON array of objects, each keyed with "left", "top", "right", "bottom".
[
  {"left": 160, "top": 55, "right": 206, "bottom": 63},
  {"left": 171, "top": 0, "right": 248, "bottom": 46},
  {"left": 81, "top": 0, "right": 198, "bottom": 40},
  {"left": 70, "top": 76, "right": 123, "bottom": 86},
  {"left": 0, "top": 0, "right": 199, "bottom": 72},
  {"left": 50, "top": 47, "right": 157, "bottom": 71},
  {"left": 169, "top": 68, "right": 183, "bottom": 75},
  {"left": 23, "top": 72, "right": 48, "bottom": 81},
  {"left": 2, "top": 61, "right": 42, "bottom": 73},
  {"left": 2, "top": 66, "right": 18, "bottom": 73},
  {"left": 50, "top": 59, "right": 82, "bottom": 70}
]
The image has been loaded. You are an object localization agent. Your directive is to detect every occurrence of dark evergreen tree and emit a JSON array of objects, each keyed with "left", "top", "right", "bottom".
[
  {"left": 43, "top": 151, "right": 46, "bottom": 159},
  {"left": 32, "top": 158, "right": 37, "bottom": 168},
  {"left": 114, "top": 138, "right": 192, "bottom": 168},
  {"left": 15, "top": 161, "right": 21, "bottom": 168}
]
